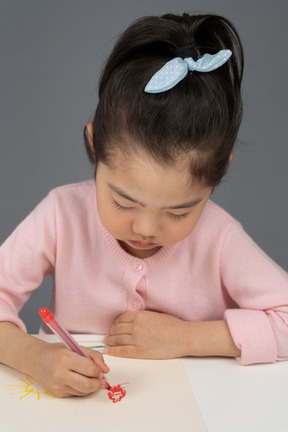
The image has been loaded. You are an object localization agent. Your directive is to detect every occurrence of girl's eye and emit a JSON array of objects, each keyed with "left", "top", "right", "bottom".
[
  {"left": 168, "top": 212, "right": 191, "bottom": 221},
  {"left": 112, "top": 200, "right": 132, "bottom": 212}
]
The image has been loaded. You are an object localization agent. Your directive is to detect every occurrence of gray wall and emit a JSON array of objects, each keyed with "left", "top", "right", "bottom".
[{"left": 1, "top": 0, "right": 287, "bottom": 333}]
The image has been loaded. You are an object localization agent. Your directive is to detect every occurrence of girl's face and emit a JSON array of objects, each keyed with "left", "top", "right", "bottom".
[{"left": 96, "top": 151, "right": 212, "bottom": 259}]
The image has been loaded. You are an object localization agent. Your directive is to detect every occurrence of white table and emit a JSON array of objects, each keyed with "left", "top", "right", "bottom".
[
  {"left": 37, "top": 335, "right": 288, "bottom": 431},
  {"left": 182, "top": 356, "right": 288, "bottom": 432}
]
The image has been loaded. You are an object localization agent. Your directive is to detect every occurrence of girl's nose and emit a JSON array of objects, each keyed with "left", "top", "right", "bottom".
[{"left": 132, "top": 214, "right": 160, "bottom": 238}]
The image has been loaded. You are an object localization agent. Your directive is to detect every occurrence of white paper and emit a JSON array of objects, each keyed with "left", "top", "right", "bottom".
[{"left": 1, "top": 347, "right": 207, "bottom": 431}]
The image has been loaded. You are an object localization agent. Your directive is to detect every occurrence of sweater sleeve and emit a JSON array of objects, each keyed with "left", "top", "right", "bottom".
[
  {"left": 0, "top": 193, "right": 56, "bottom": 331},
  {"left": 221, "top": 225, "right": 288, "bottom": 365}
]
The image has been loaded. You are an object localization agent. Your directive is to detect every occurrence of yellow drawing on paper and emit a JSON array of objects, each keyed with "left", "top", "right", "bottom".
[{"left": 8, "top": 377, "right": 56, "bottom": 400}]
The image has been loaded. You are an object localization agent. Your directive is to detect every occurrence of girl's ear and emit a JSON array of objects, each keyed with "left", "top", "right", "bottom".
[
  {"left": 85, "top": 122, "right": 96, "bottom": 163},
  {"left": 229, "top": 152, "right": 233, "bottom": 161},
  {"left": 84, "top": 122, "right": 97, "bottom": 164},
  {"left": 86, "top": 122, "right": 94, "bottom": 149}
]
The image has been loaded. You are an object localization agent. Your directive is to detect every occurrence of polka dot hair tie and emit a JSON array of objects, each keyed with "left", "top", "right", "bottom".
[{"left": 144, "top": 49, "right": 232, "bottom": 93}]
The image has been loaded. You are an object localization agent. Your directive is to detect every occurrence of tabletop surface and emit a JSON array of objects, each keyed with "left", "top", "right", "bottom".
[
  {"left": 182, "top": 356, "right": 288, "bottom": 432},
  {"left": 41, "top": 334, "right": 288, "bottom": 432},
  {"left": 3, "top": 334, "right": 288, "bottom": 432}
]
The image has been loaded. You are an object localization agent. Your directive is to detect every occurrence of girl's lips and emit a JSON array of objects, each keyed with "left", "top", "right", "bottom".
[{"left": 129, "top": 240, "right": 158, "bottom": 249}]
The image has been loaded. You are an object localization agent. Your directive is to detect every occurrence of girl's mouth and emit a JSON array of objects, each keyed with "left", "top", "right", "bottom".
[{"left": 129, "top": 240, "right": 158, "bottom": 249}]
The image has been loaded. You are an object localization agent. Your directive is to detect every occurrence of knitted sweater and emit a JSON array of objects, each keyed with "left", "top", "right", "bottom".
[{"left": 1, "top": 181, "right": 288, "bottom": 365}]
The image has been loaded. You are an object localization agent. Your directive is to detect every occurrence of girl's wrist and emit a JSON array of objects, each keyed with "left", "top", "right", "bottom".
[
  {"left": 180, "top": 320, "right": 241, "bottom": 358},
  {"left": 0, "top": 323, "right": 47, "bottom": 378}
]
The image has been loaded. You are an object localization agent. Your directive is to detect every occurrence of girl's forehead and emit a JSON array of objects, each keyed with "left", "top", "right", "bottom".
[
  {"left": 98, "top": 150, "right": 212, "bottom": 205},
  {"left": 110, "top": 148, "right": 188, "bottom": 175},
  {"left": 108, "top": 149, "right": 191, "bottom": 184}
]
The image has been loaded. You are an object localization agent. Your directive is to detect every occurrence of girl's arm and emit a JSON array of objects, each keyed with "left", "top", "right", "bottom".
[
  {"left": 0, "top": 321, "right": 109, "bottom": 397},
  {"left": 103, "top": 311, "right": 241, "bottom": 359}
]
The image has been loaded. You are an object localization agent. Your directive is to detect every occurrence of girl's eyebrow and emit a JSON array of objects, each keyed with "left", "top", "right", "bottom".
[
  {"left": 108, "top": 183, "right": 141, "bottom": 204},
  {"left": 166, "top": 198, "right": 203, "bottom": 210},
  {"left": 107, "top": 183, "right": 203, "bottom": 210}
]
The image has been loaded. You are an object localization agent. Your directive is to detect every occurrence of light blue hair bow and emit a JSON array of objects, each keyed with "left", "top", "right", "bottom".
[{"left": 145, "top": 49, "right": 232, "bottom": 93}]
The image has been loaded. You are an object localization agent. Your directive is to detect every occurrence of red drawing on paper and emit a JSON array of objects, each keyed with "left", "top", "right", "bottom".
[{"left": 108, "top": 383, "right": 128, "bottom": 403}]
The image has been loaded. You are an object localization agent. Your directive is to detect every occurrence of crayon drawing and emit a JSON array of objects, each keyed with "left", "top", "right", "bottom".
[{"left": 8, "top": 376, "right": 55, "bottom": 400}]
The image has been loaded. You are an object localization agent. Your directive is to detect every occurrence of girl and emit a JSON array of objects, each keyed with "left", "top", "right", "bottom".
[{"left": 0, "top": 13, "right": 288, "bottom": 398}]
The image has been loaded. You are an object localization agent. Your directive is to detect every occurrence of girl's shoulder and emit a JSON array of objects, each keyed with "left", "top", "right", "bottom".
[
  {"left": 185, "top": 200, "right": 245, "bottom": 253},
  {"left": 48, "top": 180, "right": 95, "bottom": 197},
  {"left": 197, "top": 200, "right": 243, "bottom": 236},
  {"left": 35, "top": 180, "right": 97, "bottom": 221},
  {"left": 204, "top": 200, "right": 241, "bottom": 226},
  {"left": 46, "top": 180, "right": 96, "bottom": 206}
]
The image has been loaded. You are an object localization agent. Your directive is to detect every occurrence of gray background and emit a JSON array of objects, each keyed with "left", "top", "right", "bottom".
[{"left": 1, "top": 0, "right": 287, "bottom": 333}]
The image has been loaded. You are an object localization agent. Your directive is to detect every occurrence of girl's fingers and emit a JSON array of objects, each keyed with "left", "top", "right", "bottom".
[
  {"left": 104, "top": 344, "right": 138, "bottom": 358},
  {"left": 81, "top": 347, "right": 110, "bottom": 374},
  {"left": 108, "top": 323, "right": 132, "bottom": 336},
  {"left": 113, "top": 311, "right": 137, "bottom": 324},
  {"left": 104, "top": 333, "right": 135, "bottom": 348},
  {"left": 65, "top": 371, "right": 104, "bottom": 395}
]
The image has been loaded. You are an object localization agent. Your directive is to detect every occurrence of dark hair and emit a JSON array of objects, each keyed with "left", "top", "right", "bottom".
[{"left": 85, "top": 13, "right": 244, "bottom": 186}]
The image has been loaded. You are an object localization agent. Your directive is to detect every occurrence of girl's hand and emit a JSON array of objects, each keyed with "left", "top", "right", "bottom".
[
  {"left": 103, "top": 311, "right": 188, "bottom": 359},
  {"left": 32, "top": 343, "right": 109, "bottom": 398}
]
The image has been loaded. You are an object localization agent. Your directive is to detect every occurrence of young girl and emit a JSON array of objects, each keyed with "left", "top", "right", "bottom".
[{"left": 1, "top": 13, "right": 288, "bottom": 398}]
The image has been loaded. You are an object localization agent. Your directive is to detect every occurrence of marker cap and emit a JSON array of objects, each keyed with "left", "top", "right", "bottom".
[{"left": 39, "top": 307, "right": 55, "bottom": 324}]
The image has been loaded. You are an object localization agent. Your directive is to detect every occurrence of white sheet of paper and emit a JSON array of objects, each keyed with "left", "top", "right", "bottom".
[{"left": 1, "top": 346, "right": 207, "bottom": 431}]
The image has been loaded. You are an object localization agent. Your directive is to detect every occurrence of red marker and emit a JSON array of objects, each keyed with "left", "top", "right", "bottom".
[{"left": 39, "top": 307, "right": 111, "bottom": 390}]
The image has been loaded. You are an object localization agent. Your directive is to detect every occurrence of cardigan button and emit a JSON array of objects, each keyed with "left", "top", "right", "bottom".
[
  {"left": 133, "top": 262, "right": 143, "bottom": 272},
  {"left": 132, "top": 300, "right": 142, "bottom": 310}
]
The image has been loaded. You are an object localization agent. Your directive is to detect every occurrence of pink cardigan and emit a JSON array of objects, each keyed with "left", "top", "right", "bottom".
[{"left": 1, "top": 181, "right": 288, "bottom": 365}]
